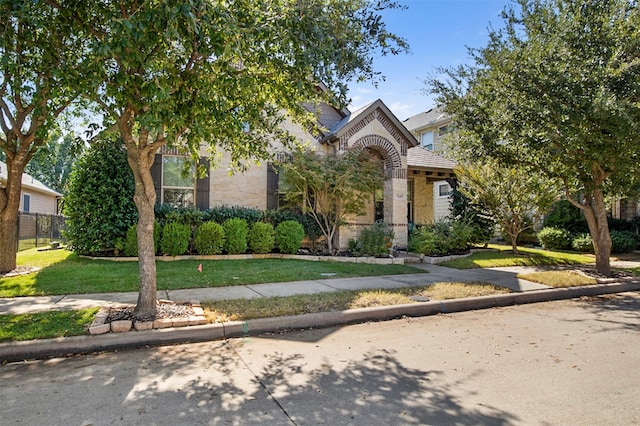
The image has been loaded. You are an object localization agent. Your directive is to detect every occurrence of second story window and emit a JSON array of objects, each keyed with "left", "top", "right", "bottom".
[{"left": 421, "top": 131, "right": 434, "bottom": 150}]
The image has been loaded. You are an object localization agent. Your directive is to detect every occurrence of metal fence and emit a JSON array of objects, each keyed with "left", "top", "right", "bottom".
[{"left": 17, "top": 212, "right": 67, "bottom": 251}]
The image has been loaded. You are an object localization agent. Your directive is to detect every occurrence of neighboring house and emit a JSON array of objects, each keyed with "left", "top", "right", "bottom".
[
  {"left": 0, "top": 161, "right": 62, "bottom": 214},
  {"left": 403, "top": 106, "right": 456, "bottom": 222},
  {"left": 150, "top": 99, "right": 456, "bottom": 249}
]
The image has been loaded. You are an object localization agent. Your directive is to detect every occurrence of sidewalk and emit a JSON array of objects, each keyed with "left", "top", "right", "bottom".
[
  {"left": 1, "top": 262, "right": 639, "bottom": 362},
  {"left": 0, "top": 263, "right": 550, "bottom": 315}
]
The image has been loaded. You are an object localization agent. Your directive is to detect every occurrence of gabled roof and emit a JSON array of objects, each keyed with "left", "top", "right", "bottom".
[
  {"left": 403, "top": 106, "right": 451, "bottom": 133},
  {"left": 407, "top": 146, "right": 456, "bottom": 171},
  {"left": 0, "top": 161, "right": 62, "bottom": 197},
  {"left": 320, "top": 99, "right": 419, "bottom": 147}
]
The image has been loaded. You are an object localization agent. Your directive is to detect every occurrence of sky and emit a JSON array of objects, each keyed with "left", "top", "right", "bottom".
[{"left": 348, "top": 0, "right": 512, "bottom": 121}]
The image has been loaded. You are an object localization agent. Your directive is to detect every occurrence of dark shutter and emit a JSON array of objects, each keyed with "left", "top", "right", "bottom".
[
  {"left": 151, "top": 154, "right": 163, "bottom": 205},
  {"left": 267, "top": 163, "right": 279, "bottom": 210},
  {"left": 196, "top": 158, "right": 210, "bottom": 211}
]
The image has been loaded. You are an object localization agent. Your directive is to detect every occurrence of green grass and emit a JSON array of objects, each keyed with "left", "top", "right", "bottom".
[
  {"left": 0, "top": 308, "right": 99, "bottom": 342},
  {"left": 517, "top": 270, "right": 597, "bottom": 287},
  {"left": 0, "top": 248, "right": 425, "bottom": 297},
  {"left": 441, "top": 244, "right": 595, "bottom": 269},
  {"left": 203, "top": 282, "right": 511, "bottom": 321}
]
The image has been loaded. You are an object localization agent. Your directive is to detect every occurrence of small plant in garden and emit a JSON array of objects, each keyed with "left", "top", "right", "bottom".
[
  {"left": 348, "top": 238, "right": 362, "bottom": 256},
  {"left": 249, "top": 222, "right": 275, "bottom": 254},
  {"left": 537, "top": 227, "right": 571, "bottom": 250},
  {"left": 160, "top": 222, "right": 191, "bottom": 256},
  {"left": 276, "top": 220, "right": 305, "bottom": 254},
  {"left": 223, "top": 218, "right": 249, "bottom": 254},
  {"left": 194, "top": 222, "right": 225, "bottom": 255},
  {"left": 359, "top": 222, "right": 394, "bottom": 257}
]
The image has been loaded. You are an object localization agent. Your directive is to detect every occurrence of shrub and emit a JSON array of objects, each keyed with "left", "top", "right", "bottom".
[
  {"left": 248, "top": 222, "right": 275, "bottom": 254},
  {"left": 194, "top": 222, "right": 225, "bottom": 255},
  {"left": 64, "top": 137, "right": 137, "bottom": 255},
  {"left": 121, "top": 222, "right": 161, "bottom": 257},
  {"left": 275, "top": 220, "right": 305, "bottom": 254},
  {"left": 610, "top": 230, "right": 636, "bottom": 254},
  {"left": 408, "top": 220, "right": 473, "bottom": 256},
  {"left": 359, "top": 222, "right": 394, "bottom": 257},
  {"left": 204, "top": 206, "right": 262, "bottom": 225},
  {"left": 543, "top": 200, "right": 588, "bottom": 234},
  {"left": 262, "top": 209, "right": 323, "bottom": 244},
  {"left": 223, "top": 218, "right": 249, "bottom": 254},
  {"left": 537, "top": 227, "right": 572, "bottom": 250},
  {"left": 160, "top": 222, "right": 191, "bottom": 256},
  {"left": 571, "top": 233, "right": 594, "bottom": 253}
]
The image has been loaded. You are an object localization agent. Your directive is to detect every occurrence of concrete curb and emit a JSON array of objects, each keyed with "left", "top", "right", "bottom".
[{"left": 1, "top": 281, "right": 639, "bottom": 363}]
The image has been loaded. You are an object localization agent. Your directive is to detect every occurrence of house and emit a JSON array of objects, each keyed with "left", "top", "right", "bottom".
[
  {"left": 0, "top": 161, "right": 61, "bottom": 214},
  {"left": 403, "top": 106, "right": 456, "bottom": 222},
  {"left": 150, "top": 99, "right": 456, "bottom": 249}
]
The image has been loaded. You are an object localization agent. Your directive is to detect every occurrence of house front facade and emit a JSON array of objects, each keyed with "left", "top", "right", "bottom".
[{"left": 150, "top": 100, "right": 456, "bottom": 250}]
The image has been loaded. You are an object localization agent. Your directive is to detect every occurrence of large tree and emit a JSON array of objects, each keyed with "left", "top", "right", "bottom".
[
  {"left": 0, "top": 1, "right": 84, "bottom": 273},
  {"left": 58, "top": 0, "right": 406, "bottom": 320},
  {"left": 279, "top": 149, "right": 386, "bottom": 255},
  {"left": 429, "top": 0, "right": 640, "bottom": 275}
]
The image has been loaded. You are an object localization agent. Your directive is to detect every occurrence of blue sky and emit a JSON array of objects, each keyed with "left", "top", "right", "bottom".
[{"left": 348, "top": 0, "right": 512, "bottom": 121}]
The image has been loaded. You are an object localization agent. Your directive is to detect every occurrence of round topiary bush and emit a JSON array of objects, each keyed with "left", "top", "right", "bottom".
[
  {"left": 537, "top": 227, "right": 572, "bottom": 250},
  {"left": 571, "top": 233, "right": 594, "bottom": 253},
  {"left": 194, "top": 221, "right": 225, "bottom": 255},
  {"left": 275, "top": 220, "right": 305, "bottom": 254},
  {"left": 249, "top": 222, "right": 275, "bottom": 254},
  {"left": 222, "top": 218, "right": 249, "bottom": 254},
  {"left": 160, "top": 222, "right": 191, "bottom": 256}
]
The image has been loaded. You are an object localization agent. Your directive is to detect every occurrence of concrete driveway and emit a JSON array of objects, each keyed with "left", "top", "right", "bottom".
[{"left": 1, "top": 292, "right": 639, "bottom": 425}]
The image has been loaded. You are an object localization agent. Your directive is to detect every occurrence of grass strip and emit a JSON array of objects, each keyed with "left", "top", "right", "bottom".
[
  {"left": 0, "top": 308, "right": 99, "bottom": 342},
  {"left": 441, "top": 245, "right": 594, "bottom": 269},
  {"left": 202, "top": 282, "right": 510, "bottom": 322},
  {"left": 517, "top": 271, "right": 597, "bottom": 288}
]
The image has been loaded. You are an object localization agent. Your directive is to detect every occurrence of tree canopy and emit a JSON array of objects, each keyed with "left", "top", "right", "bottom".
[
  {"left": 50, "top": 0, "right": 407, "bottom": 319},
  {"left": 0, "top": 1, "right": 85, "bottom": 272},
  {"left": 429, "top": 0, "right": 640, "bottom": 275}
]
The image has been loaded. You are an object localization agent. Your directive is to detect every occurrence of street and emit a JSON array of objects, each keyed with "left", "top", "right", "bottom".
[{"left": 2, "top": 292, "right": 639, "bottom": 425}]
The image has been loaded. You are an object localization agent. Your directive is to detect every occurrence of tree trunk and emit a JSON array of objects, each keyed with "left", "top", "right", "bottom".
[
  {"left": 581, "top": 190, "right": 612, "bottom": 276},
  {"left": 0, "top": 158, "right": 28, "bottom": 273},
  {"left": 125, "top": 142, "right": 161, "bottom": 321},
  {"left": 510, "top": 233, "right": 519, "bottom": 254}
]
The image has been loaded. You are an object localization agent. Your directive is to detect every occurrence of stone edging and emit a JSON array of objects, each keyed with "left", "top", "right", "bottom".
[{"left": 88, "top": 300, "right": 207, "bottom": 335}]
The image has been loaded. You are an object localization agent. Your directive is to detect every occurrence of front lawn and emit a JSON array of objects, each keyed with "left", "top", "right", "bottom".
[
  {"left": 441, "top": 244, "right": 595, "bottom": 269},
  {"left": 0, "top": 248, "right": 425, "bottom": 298}
]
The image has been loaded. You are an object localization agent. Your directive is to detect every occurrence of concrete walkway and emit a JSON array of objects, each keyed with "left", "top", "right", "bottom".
[{"left": 0, "top": 263, "right": 550, "bottom": 315}]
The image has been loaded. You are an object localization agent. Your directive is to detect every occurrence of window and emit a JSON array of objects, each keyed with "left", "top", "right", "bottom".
[
  {"left": 407, "top": 180, "right": 414, "bottom": 223},
  {"left": 374, "top": 188, "right": 384, "bottom": 222},
  {"left": 438, "top": 125, "right": 449, "bottom": 137},
  {"left": 421, "top": 131, "right": 434, "bottom": 150},
  {"left": 438, "top": 183, "right": 452, "bottom": 197},
  {"left": 162, "top": 156, "right": 195, "bottom": 208},
  {"left": 22, "top": 193, "right": 31, "bottom": 212}
]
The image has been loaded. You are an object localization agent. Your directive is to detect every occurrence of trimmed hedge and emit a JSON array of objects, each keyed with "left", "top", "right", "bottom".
[
  {"left": 276, "top": 220, "right": 305, "bottom": 254},
  {"left": 160, "top": 222, "right": 191, "bottom": 256},
  {"left": 223, "top": 218, "right": 249, "bottom": 254},
  {"left": 249, "top": 222, "right": 275, "bottom": 254},
  {"left": 537, "top": 227, "right": 571, "bottom": 250},
  {"left": 194, "top": 222, "right": 225, "bottom": 255}
]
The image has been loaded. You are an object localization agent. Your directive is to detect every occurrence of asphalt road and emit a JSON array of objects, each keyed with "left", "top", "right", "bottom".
[{"left": 2, "top": 292, "right": 639, "bottom": 425}]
